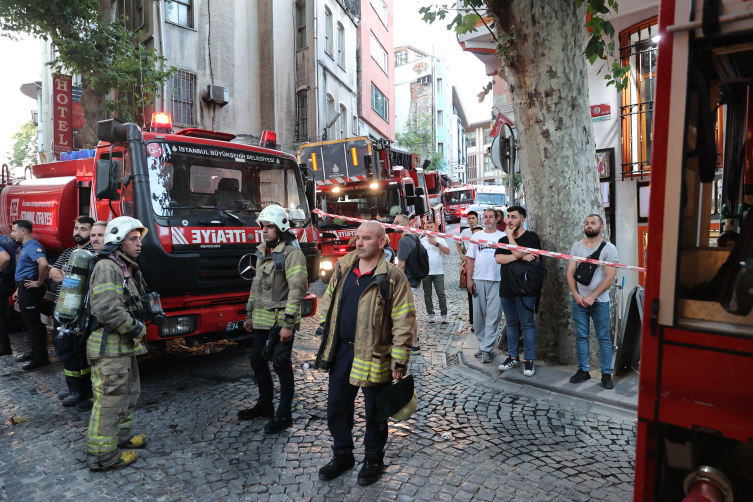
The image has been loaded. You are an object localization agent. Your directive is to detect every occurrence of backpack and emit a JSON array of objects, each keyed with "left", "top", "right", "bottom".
[
  {"left": 507, "top": 260, "right": 547, "bottom": 312},
  {"left": 403, "top": 234, "right": 430, "bottom": 280}
]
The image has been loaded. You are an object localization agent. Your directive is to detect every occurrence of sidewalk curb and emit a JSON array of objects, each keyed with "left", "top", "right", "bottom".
[{"left": 457, "top": 331, "right": 638, "bottom": 416}]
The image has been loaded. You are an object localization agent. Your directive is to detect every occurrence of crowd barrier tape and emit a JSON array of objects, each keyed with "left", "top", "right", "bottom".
[{"left": 311, "top": 209, "right": 645, "bottom": 273}]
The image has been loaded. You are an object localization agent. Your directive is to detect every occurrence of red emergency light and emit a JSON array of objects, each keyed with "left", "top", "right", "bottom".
[
  {"left": 150, "top": 112, "right": 173, "bottom": 133},
  {"left": 260, "top": 130, "right": 277, "bottom": 150}
]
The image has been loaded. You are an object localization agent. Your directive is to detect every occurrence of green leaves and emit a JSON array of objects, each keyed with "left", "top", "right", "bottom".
[
  {"left": 6, "top": 120, "right": 37, "bottom": 172},
  {"left": 578, "top": 0, "right": 630, "bottom": 92},
  {"left": 395, "top": 114, "right": 447, "bottom": 173}
]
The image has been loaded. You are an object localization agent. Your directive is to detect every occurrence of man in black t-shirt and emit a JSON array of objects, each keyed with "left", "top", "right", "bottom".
[
  {"left": 494, "top": 206, "right": 541, "bottom": 377},
  {"left": 394, "top": 214, "right": 420, "bottom": 351}
]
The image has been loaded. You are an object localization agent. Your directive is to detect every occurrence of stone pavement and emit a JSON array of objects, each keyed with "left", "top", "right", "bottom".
[{"left": 0, "top": 232, "right": 637, "bottom": 501}]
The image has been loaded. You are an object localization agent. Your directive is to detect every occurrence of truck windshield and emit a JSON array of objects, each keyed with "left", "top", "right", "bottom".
[
  {"left": 445, "top": 189, "right": 473, "bottom": 205},
  {"left": 317, "top": 187, "right": 402, "bottom": 229},
  {"left": 146, "top": 142, "right": 309, "bottom": 225},
  {"left": 475, "top": 193, "right": 505, "bottom": 206}
]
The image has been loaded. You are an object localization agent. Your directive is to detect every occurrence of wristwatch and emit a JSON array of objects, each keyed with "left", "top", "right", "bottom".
[{"left": 434, "top": 243, "right": 439, "bottom": 247}]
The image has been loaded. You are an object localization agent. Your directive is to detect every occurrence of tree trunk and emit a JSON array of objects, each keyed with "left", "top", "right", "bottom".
[{"left": 491, "top": 0, "right": 608, "bottom": 364}]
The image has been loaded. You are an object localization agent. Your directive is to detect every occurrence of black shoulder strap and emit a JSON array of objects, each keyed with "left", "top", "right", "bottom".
[{"left": 589, "top": 241, "right": 608, "bottom": 260}]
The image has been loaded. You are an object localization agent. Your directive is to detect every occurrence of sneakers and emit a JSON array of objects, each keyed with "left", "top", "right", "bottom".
[
  {"left": 428, "top": 314, "right": 436, "bottom": 323},
  {"left": 118, "top": 434, "right": 148, "bottom": 449},
  {"left": 77, "top": 398, "right": 94, "bottom": 411},
  {"left": 473, "top": 350, "right": 483, "bottom": 359},
  {"left": 237, "top": 403, "right": 275, "bottom": 420},
  {"left": 264, "top": 409, "right": 293, "bottom": 434},
  {"left": 601, "top": 373, "right": 614, "bottom": 389},
  {"left": 62, "top": 392, "right": 83, "bottom": 407},
  {"left": 411, "top": 346, "right": 421, "bottom": 353},
  {"left": 481, "top": 352, "right": 493, "bottom": 363},
  {"left": 89, "top": 450, "right": 138, "bottom": 472},
  {"left": 357, "top": 451, "right": 385, "bottom": 486},
  {"left": 441, "top": 315, "right": 449, "bottom": 324},
  {"left": 498, "top": 357, "right": 520, "bottom": 371},
  {"left": 569, "top": 369, "right": 591, "bottom": 384},
  {"left": 523, "top": 360, "right": 536, "bottom": 377},
  {"left": 318, "top": 450, "right": 356, "bottom": 481}
]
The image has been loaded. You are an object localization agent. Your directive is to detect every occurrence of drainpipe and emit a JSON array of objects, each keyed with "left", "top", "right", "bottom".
[
  {"left": 313, "top": 0, "right": 320, "bottom": 139},
  {"left": 156, "top": 2, "right": 167, "bottom": 113}
]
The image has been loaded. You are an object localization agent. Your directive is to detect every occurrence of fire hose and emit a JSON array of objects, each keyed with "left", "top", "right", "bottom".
[{"left": 311, "top": 209, "right": 645, "bottom": 273}]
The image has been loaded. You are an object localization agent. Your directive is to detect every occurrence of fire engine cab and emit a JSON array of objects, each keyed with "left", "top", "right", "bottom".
[
  {"left": 297, "top": 137, "right": 443, "bottom": 282},
  {"left": 0, "top": 113, "right": 318, "bottom": 345}
]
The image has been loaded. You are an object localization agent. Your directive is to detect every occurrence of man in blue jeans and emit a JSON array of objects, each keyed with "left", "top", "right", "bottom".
[
  {"left": 494, "top": 206, "right": 541, "bottom": 376},
  {"left": 566, "top": 214, "right": 619, "bottom": 389}
]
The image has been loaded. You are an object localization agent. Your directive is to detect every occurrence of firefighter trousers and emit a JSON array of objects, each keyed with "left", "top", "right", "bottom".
[
  {"left": 53, "top": 320, "right": 91, "bottom": 396},
  {"left": 86, "top": 355, "right": 141, "bottom": 469}
]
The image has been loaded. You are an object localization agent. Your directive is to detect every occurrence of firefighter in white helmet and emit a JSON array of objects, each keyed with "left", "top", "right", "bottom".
[
  {"left": 238, "top": 204, "right": 308, "bottom": 435},
  {"left": 86, "top": 216, "right": 152, "bottom": 471}
]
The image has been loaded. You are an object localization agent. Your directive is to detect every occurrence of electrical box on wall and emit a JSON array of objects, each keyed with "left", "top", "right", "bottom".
[{"left": 207, "top": 85, "right": 229, "bottom": 105}]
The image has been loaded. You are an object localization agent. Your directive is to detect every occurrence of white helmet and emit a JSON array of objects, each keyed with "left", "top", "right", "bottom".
[
  {"left": 258, "top": 204, "right": 290, "bottom": 232},
  {"left": 105, "top": 216, "right": 148, "bottom": 246}
]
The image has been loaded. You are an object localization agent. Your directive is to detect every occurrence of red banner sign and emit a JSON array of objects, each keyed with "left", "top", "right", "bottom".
[
  {"left": 53, "top": 74, "right": 73, "bottom": 156},
  {"left": 590, "top": 104, "right": 612, "bottom": 121}
]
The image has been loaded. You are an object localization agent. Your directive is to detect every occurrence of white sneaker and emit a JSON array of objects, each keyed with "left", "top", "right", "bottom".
[
  {"left": 523, "top": 360, "right": 536, "bottom": 377},
  {"left": 441, "top": 315, "right": 448, "bottom": 324},
  {"left": 498, "top": 357, "right": 520, "bottom": 372},
  {"left": 428, "top": 315, "right": 436, "bottom": 323}
]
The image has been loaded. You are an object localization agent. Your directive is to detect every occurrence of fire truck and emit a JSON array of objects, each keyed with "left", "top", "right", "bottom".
[
  {"left": 0, "top": 113, "right": 318, "bottom": 345},
  {"left": 634, "top": 0, "right": 753, "bottom": 500},
  {"left": 443, "top": 184, "right": 475, "bottom": 223},
  {"left": 296, "top": 137, "right": 444, "bottom": 282}
]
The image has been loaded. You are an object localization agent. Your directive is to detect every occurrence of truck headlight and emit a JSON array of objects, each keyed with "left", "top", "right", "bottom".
[
  {"left": 160, "top": 315, "right": 197, "bottom": 337},
  {"left": 320, "top": 261, "right": 333, "bottom": 270}
]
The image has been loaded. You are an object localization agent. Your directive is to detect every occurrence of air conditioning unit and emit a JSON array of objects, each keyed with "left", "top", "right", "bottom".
[{"left": 207, "top": 85, "right": 229, "bottom": 105}]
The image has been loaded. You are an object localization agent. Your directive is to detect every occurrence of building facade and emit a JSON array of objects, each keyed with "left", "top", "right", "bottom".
[{"left": 358, "top": 0, "right": 394, "bottom": 140}]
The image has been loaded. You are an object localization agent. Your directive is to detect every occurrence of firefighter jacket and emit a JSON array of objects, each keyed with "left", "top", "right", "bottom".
[
  {"left": 86, "top": 250, "right": 148, "bottom": 361},
  {"left": 246, "top": 239, "right": 308, "bottom": 331},
  {"left": 314, "top": 250, "right": 414, "bottom": 387}
]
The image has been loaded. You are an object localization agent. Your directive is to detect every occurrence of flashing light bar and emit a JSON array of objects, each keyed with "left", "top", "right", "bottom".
[
  {"left": 351, "top": 147, "right": 359, "bottom": 166},
  {"left": 150, "top": 112, "right": 173, "bottom": 133},
  {"left": 260, "top": 130, "right": 278, "bottom": 149},
  {"left": 311, "top": 153, "right": 318, "bottom": 171}
]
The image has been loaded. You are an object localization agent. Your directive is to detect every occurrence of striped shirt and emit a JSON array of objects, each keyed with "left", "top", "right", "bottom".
[{"left": 52, "top": 244, "right": 94, "bottom": 303}]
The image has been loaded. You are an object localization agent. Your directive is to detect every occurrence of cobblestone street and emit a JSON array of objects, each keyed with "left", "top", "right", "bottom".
[{"left": 0, "top": 235, "right": 637, "bottom": 501}]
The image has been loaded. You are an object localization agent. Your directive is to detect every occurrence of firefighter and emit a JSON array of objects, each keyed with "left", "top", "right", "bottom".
[
  {"left": 86, "top": 216, "right": 150, "bottom": 471},
  {"left": 315, "top": 221, "right": 414, "bottom": 486},
  {"left": 238, "top": 205, "right": 308, "bottom": 435},
  {"left": 50, "top": 216, "right": 95, "bottom": 407},
  {"left": 10, "top": 219, "right": 50, "bottom": 370}
]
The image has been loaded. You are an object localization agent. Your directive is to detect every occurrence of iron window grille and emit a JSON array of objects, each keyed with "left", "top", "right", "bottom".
[
  {"left": 296, "top": 90, "right": 308, "bottom": 141},
  {"left": 620, "top": 18, "right": 658, "bottom": 179},
  {"left": 171, "top": 70, "right": 197, "bottom": 127}
]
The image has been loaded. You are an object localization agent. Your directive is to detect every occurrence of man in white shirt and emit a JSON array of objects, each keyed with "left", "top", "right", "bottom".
[
  {"left": 457, "top": 211, "right": 478, "bottom": 329},
  {"left": 465, "top": 208, "right": 506, "bottom": 363},
  {"left": 419, "top": 221, "right": 450, "bottom": 323}
]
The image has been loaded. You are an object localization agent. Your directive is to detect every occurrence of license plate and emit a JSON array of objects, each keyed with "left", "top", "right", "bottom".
[{"left": 226, "top": 320, "right": 244, "bottom": 332}]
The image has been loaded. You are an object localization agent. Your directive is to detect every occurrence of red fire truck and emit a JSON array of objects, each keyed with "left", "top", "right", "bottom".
[
  {"left": 0, "top": 113, "right": 318, "bottom": 345},
  {"left": 297, "top": 137, "right": 444, "bottom": 282},
  {"left": 634, "top": 0, "right": 753, "bottom": 500},
  {"left": 443, "top": 184, "right": 475, "bottom": 224}
]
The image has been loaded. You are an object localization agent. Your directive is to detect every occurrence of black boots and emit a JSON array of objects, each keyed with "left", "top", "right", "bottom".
[
  {"left": 318, "top": 450, "right": 356, "bottom": 481},
  {"left": 22, "top": 356, "right": 50, "bottom": 371},
  {"left": 357, "top": 451, "right": 386, "bottom": 486},
  {"left": 0, "top": 343, "right": 11, "bottom": 356},
  {"left": 237, "top": 403, "right": 275, "bottom": 421},
  {"left": 62, "top": 392, "right": 83, "bottom": 407},
  {"left": 264, "top": 409, "right": 293, "bottom": 434},
  {"left": 15, "top": 350, "right": 33, "bottom": 362}
]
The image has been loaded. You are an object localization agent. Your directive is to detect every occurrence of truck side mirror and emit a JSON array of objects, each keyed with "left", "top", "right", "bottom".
[
  {"left": 95, "top": 159, "right": 122, "bottom": 201},
  {"left": 306, "top": 179, "right": 316, "bottom": 213},
  {"left": 413, "top": 197, "right": 427, "bottom": 215},
  {"left": 422, "top": 159, "right": 431, "bottom": 169},
  {"left": 414, "top": 187, "right": 425, "bottom": 196}
]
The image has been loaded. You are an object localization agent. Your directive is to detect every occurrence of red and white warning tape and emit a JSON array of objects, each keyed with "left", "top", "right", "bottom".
[{"left": 311, "top": 209, "right": 645, "bottom": 273}]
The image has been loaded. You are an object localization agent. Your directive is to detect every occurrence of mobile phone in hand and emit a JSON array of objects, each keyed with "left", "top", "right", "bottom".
[{"left": 472, "top": 287, "right": 478, "bottom": 298}]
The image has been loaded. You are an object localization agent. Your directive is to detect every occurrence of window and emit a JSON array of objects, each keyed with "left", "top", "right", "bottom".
[
  {"left": 118, "top": 0, "right": 145, "bottom": 32},
  {"left": 296, "top": 90, "right": 308, "bottom": 141},
  {"left": 371, "top": 33, "right": 388, "bottom": 74},
  {"left": 352, "top": 115, "right": 358, "bottom": 135},
  {"left": 337, "top": 23, "right": 345, "bottom": 68},
  {"left": 171, "top": 70, "right": 197, "bottom": 127},
  {"left": 339, "top": 106, "right": 346, "bottom": 139},
  {"left": 395, "top": 50, "right": 407, "bottom": 67},
  {"left": 620, "top": 17, "right": 658, "bottom": 178},
  {"left": 296, "top": 2, "right": 306, "bottom": 50},
  {"left": 437, "top": 78, "right": 443, "bottom": 94},
  {"left": 370, "top": 0, "right": 388, "bottom": 27},
  {"left": 484, "top": 154, "right": 494, "bottom": 171},
  {"left": 469, "top": 155, "right": 477, "bottom": 179},
  {"left": 371, "top": 84, "right": 388, "bottom": 121},
  {"left": 327, "top": 95, "right": 335, "bottom": 139},
  {"left": 438, "top": 142, "right": 444, "bottom": 155},
  {"left": 324, "top": 7, "right": 333, "bottom": 57},
  {"left": 167, "top": 0, "right": 192, "bottom": 28},
  {"left": 484, "top": 127, "right": 492, "bottom": 144},
  {"left": 437, "top": 110, "right": 444, "bottom": 126},
  {"left": 467, "top": 137, "right": 476, "bottom": 148}
]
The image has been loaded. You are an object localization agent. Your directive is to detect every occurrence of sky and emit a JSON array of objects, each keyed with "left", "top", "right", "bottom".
[
  {"left": 0, "top": 35, "right": 43, "bottom": 167},
  {"left": 0, "top": 2, "right": 491, "bottom": 164},
  {"left": 393, "top": 0, "right": 493, "bottom": 125}
]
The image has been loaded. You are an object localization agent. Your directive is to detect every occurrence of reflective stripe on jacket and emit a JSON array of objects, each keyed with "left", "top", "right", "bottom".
[
  {"left": 86, "top": 251, "right": 147, "bottom": 360},
  {"left": 246, "top": 240, "right": 308, "bottom": 331},
  {"left": 315, "top": 250, "right": 414, "bottom": 387}
]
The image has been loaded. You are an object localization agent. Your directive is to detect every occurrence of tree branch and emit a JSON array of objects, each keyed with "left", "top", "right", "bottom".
[{"left": 469, "top": 3, "right": 498, "bottom": 44}]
